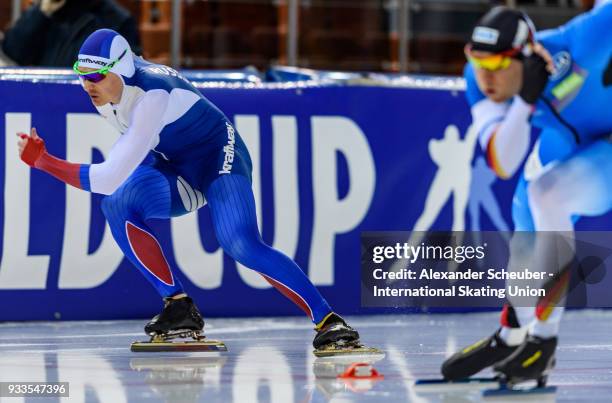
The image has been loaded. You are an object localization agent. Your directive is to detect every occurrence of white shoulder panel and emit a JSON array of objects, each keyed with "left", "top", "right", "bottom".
[{"left": 162, "top": 88, "right": 201, "bottom": 125}]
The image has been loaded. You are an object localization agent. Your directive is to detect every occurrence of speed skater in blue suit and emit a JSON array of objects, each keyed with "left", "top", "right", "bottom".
[
  {"left": 16, "top": 28, "right": 367, "bottom": 353},
  {"left": 441, "top": 4, "right": 612, "bottom": 387}
]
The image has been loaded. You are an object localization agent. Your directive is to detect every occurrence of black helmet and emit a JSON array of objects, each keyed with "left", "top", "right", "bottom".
[{"left": 468, "top": 6, "right": 536, "bottom": 56}]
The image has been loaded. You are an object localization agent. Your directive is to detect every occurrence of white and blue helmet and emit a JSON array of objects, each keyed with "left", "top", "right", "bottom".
[{"left": 77, "top": 29, "right": 135, "bottom": 78}]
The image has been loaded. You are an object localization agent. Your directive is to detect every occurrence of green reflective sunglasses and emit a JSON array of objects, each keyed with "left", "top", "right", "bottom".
[{"left": 73, "top": 49, "right": 127, "bottom": 83}]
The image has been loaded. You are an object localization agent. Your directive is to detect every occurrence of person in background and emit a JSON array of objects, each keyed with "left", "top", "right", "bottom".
[{"left": 2, "top": 0, "right": 141, "bottom": 67}]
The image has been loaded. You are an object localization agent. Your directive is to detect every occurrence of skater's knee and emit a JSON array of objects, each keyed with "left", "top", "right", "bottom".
[
  {"left": 217, "top": 230, "right": 266, "bottom": 265},
  {"left": 527, "top": 173, "right": 566, "bottom": 215}
]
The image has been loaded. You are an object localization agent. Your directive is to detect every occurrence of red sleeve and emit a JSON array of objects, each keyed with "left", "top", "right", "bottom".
[{"left": 34, "top": 152, "right": 84, "bottom": 190}]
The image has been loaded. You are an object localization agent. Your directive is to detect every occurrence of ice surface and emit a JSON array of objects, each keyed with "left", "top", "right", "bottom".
[{"left": 1, "top": 311, "right": 611, "bottom": 402}]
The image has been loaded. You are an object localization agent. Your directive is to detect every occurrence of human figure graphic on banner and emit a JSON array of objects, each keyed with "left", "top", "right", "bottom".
[
  {"left": 469, "top": 156, "right": 510, "bottom": 233},
  {"left": 412, "top": 124, "right": 479, "bottom": 233},
  {"left": 387, "top": 124, "right": 479, "bottom": 280}
]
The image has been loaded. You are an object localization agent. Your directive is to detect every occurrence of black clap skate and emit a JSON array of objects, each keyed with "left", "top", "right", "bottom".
[
  {"left": 312, "top": 313, "right": 383, "bottom": 358},
  {"left": 132, "top": 296, "right": 226, "bottom": 352},
  {"left": 441, "top": 328, "right": 519, "bottom": 381},
  {"left": 313, "top": 313, "right": 359, "bottom": 349},
  {"left": 144, "top": 295, "right": 205, "bottom": 341},
  {"left": 493, "top": 335, "right": 557, "bottom": 389}
]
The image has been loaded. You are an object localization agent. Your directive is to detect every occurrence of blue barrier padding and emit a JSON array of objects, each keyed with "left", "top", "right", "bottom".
[{"left": 0, "top": 68, "right": 610, "bottom": 321}]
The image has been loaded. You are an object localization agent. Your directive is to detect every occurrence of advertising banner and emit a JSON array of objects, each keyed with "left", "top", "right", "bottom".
[{"left": 1, "top": 75, "right": 610, "bottom": 320}]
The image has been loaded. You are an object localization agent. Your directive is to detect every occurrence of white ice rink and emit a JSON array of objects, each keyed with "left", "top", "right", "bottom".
[{"left": 1, "top": 311, "right": 612, "bottom": 402}]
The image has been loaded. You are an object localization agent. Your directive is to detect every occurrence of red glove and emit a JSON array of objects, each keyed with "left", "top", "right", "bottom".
[
  {"left": 17, "top": 128, "right": 84, "bottom": 189},
  {"left": 18, "top": 131, "right": 47, "bottom": 167}
]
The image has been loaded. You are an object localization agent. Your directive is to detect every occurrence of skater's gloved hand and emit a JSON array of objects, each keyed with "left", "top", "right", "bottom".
[
  {"left": 17, "top": 127, "right": 47, "bottom": 167},
  {"left": 531, "top": 43, "right": 555, "bottom": 74},
  {"left": 519, "top": 53, "right": 550, "bottom": 105}
]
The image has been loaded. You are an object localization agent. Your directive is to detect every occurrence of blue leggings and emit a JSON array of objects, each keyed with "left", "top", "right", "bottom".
[{"left": 101, "top": 167, "right": 332, "bottom": 324}]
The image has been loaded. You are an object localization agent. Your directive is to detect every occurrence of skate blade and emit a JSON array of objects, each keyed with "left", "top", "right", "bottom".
[
  {"left": 482, "top": 385, "right": 557, "bottom": 398},
  {"left": 130, "top": 339, "right": 227, "bottom": 352},
  {"left": 154, "top": 330, "right": 203, "bottom": 341},
  {"left": 313, "top": 345, "right": 384, "bottom": 358}
]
